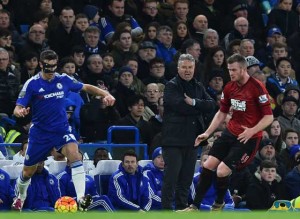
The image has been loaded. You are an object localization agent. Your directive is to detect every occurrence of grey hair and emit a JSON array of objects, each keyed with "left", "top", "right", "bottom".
[
  {"left": 87, "top": 54, "right": 102, "bottom": 65},
  {"left": 178, "top": 53, "right": 195, "bottom": 65},
  {"left": 203, "top": 28, "right": 219, "bottom": 41},
  {"left": 0, "top": 47, "right": 8, "bottom": 55}
]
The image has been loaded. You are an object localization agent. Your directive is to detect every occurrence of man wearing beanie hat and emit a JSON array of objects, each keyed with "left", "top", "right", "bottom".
[
  {"left": 277, "top": 96, "right": 300, "bottom": 134},
  {"left": 247, "top": 138, "right": 286, "bottom": 178},
  {"left": 143, "top": 147, "right": 164, "bottom": 210},
  {"left": 285, "top": 144, "right": 300, "bottom": 199},
  {"left": 245, "top": 55, "right": 261, "bottom": 76},
  {"left": 83, "top": 5, "right": 100, "bottom": 24}
]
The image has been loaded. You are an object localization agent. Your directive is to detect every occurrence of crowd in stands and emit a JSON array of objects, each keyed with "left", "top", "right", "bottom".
[{"left": 1, "top": 0, "right": 300, "bottom": 212}]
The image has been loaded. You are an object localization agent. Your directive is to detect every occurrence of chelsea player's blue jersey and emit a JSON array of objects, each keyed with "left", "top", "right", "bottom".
[{"left": 17, "top": 73, "right": 84, "bottom": 132}]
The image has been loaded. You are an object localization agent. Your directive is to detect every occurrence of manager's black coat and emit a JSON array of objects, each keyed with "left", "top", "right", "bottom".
[{"left": 162, "top": 75, "right": 215, "bottom": 147}]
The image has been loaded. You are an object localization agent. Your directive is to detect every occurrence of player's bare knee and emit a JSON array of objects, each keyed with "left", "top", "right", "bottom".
[
  {"left": 216, "top": 162, "right": 231, "bottom": 177},
  {"left": 23, "top": 166, "right": 37, "bottom": 178}
]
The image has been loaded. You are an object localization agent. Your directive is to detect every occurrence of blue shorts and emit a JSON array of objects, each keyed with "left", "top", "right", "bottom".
[{"left": 24, "top": 125, "right": 77, "bottom": 166}]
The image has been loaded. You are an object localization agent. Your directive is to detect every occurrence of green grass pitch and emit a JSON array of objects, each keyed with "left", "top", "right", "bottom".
[{"left": 1, "top": 211, "right": 299, "bottom": 219}]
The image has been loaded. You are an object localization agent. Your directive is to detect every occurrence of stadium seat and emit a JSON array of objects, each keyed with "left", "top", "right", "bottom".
[
  {"left": 0, "top": 160, "right": 14, "bottom": 168},
  {"left": 138, "top": 160, "right": 152, "bottom": 167},
  {"left": 93, "top": 160, "right": 121, "bottom": 195},
  {"left": 2, "top": 164, "right": 23, "bottom": 179}
]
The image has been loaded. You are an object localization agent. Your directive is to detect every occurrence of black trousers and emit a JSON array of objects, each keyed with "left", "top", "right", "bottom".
[{"left": 161, "top": 146, "right": 198, "bottom": 210}]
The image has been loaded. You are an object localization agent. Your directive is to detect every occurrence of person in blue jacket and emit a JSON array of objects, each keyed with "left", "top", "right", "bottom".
[
  {"left": 0, "top": 168, "right": 15, "bottom": 211},
  {"left": 14, "top": 161, "right": 60, "bottom": 211},
  {"left": 189, "top": 149, "right": 234, "bottom": 211},
  {"left": 57, "top": 152, "right": 115, "bottom": 212},
  {"left": 143, "top": 147, "right": 164, "bottom": 210},
  {"left": 108, "top": 149, "right": 152, "bottom": 211}
]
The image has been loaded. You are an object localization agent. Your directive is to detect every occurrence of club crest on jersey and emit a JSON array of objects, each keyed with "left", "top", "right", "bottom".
[
  {"left": 56, "top": 83, "right": 63, "bottom": 89},
  {"left": 258, "top": 94, "right": 268, "bottom": 103},
  {"left": 231, "top": 99, "right": 246, "bottom": 111}
]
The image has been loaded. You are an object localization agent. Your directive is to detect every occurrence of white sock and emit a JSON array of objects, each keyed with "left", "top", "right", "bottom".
[
  {"left": 17, "top": 176, "right": 31, "bottom": 201},
  {"left": 71, "top": 162, "right": 86, "bottom": 201}
]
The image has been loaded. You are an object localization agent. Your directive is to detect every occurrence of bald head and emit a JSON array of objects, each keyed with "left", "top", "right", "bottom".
[
  {"left": 193, "top": 15, "right": 208, "bottom": 32},
  {"left": 28, "top": 24, "right": 46, "bottom": 44}
]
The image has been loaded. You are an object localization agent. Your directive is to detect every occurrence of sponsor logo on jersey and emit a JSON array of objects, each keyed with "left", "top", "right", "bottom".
[
  {"left": 56, "top": 83, "right": 63, "bottom": 89},
  {"left": 231, "top": 99, "right": 246, "bottom": 111},
  {"left": 258, "top": 94, "right": 268, "bottom": 103},
  {"left": 221, "top": 92, "right": 224, "bottom": 100},
  {"left": 44, "top": 91, "right": 64, "bottom": 99}
]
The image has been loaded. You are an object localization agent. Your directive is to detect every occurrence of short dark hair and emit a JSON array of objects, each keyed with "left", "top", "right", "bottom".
[
  {"left": 276, "top": 57, "right": 291, "bottom": 68},
  {"left": 59, "top": 56, "right": 76, "bottom": 71},
  {"left": 227, "top": 53, "right": 247, "bottom": 68},
  {"left": 259, "top": 160, "right": 278, "bottom": 171},
  {"left": 40, "top": 49, "right": 58, "bottom": 61},
  {"left": 122, "top": 149, "right": 138, "bottom": 162},
  {"left": 283, "top": 128, "right": 299, "bottom": 140},
  {"left": 127, "top": 94, "right": 145, "bottom": 107},
  {"left": 150, "top": 57, "right": 165, "bottom": 68},
  {"left": 181, "top": 39, "right": 199, "bottom": 53}
]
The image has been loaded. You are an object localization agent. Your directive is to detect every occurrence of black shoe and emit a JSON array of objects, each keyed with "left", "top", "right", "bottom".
[{"left": 78, "top": 194, "right": 93, "bottom": 211}]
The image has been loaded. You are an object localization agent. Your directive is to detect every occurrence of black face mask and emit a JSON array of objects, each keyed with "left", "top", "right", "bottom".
[{"left": 42, "top": 62, "right": 57, "bottom": 74}]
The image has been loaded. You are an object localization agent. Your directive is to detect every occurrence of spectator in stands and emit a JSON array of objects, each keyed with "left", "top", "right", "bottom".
[
  {"left": 70, "top": 45, "right": 86, "bottom": 81},
  {"left": 136, "top": 41, "right": 157, "bottom": 80},
  {"left": 144, "top": 22, "right": 160, "bottom": 42},
  {"left": 203, "top": 46, "right": 229, "bottom": 85},
  {"left": 0, "top": 28, "right": 12, "bottom": 49},
  {"left": 245, "top": 55, "right": 260, "bottom": 76},
  {"left": 83, "top": 26, "right": 107, "bottom": 58},
  {"left": 113, "top": 94, "right": 153, "bottom": 149},
  {"left": 247, "top": 138, "right": 286, "bottom": 178},
  {"left": 267, "top": 0, "right": 298, "bottom": 38},
  {"left": 246, "top": 160, "right": 288, "bottom": 210},
  {"left": 37, "top": 0, "right": 59, "bottom": 36},
  {"left": 57, "top": 152, "right": 115, "bottom": 211},
  {"left": 142, "top": 147, "right": 164, "bottom": 210},
  {"left": 280, "top": 128, "right": 300, "bottom": 172},
  {"left": 166, "top": 0, "right": 190, "bottom": 29},
  {"left": 74, "top": 13, "right": 89, "bottom": 34},
  {"left": 48, "top": 6, "right": 82, "bottom": 58},
  {"left": 262, "top": 42, "right": 290, "bottom": 77},
  {"left": 284, "top": 144, "right": 300, "bottom": 199},
  {"left": 161, "top": 54, "right": 215, "bottom": 210},
  {"left": 0, "top": 167, "right": 15, "bottom": 210},
  {"left": 84, "top": 54, "right": 114, "bottom": 91},
  {"left": 143, "top": 83, "right": 161, "bottom": 121},
  {"left": 20, "top": 52, "right": 39, "bottom": 85},
  {"left": 111, "top": 66, "right": 136, "bottom": 117},
  {"left": 108, "top": 149, "right": 152, "bottom": 211},
  {"left": 266, "top": 57, "right": 298, "bottom": 102},
  {"left": 188, "top": 0, "right": 221, "bottom": 36},
  {"left": 0, "top": 9, "right": 23, "bottom": 48},
  {"left": 124, "top": 57, "right": 145, "bottom": 95},
  {"left": 0, "top": 48, "right": 20, "bottom": 116},
  {"left": 191, "top": 15, "right": 208, "bottom": 49},
  {"left": 155, "top": 25, "right": 177, "bottom": 64},
  {"left": 206, "top": 69, "right": 224, "bottom": 102},
  {"left": 100, "top": 0, "right": 143, "bottom": 44},
  {"left": 102, "top": 53, "right": 116, "bottom": 79},
  {"left": 172, "top": 21, "right": 190, "bottom": 50},
  {"left": 256, "top": 26, "right": 286, "bottom": 65},
  {"left": 143, "top": 58, "right": 168, "bottom": 85},
  {"left": 223, "top": 17, "right": 253, "bottom": 50},
  {"left": 189, "top": 149, "right": 234, "bottom": 211},
  {"left": 201, "top": 29, "right": 219, "bottom": 61},
  {"left": 93, "top": 148, "right": 111, "bottom": 167},
  {"left": 137, "top": 0, "right": 163, "bottom": 29},
  {"left": 265, "top": 119, "right": 285, "bottom": 153},
  {"left": 239, "top": 39, "right": 255, "bottom": 57},
  {"left": 32, "top": 11, "right": 49, "bottom": 33},
  {"left": 14, "top": 161, "right": 60, "bottom": 211},
  {"left": 18, "top": 24, "right": 49, "bottom": 63},
  {"left": 110, "top": 29, "right": 138, "bottom": 69},
  {"left": 82, "top": 5, "right": 100, "bottom": 28}
]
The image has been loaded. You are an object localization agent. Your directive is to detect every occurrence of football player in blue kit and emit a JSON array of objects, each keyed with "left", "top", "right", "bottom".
[{"left": 12, "top": 50, "right": 115, "bottom": 211}]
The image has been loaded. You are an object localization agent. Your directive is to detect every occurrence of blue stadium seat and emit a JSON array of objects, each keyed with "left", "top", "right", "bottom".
[{"left": 93, "top": 160, "right": 121, "bottom": 195}]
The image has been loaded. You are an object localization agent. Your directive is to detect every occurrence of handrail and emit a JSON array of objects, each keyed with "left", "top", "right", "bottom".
[{"left": 107, "top": 125, "right": 140, "bottom": 144}]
